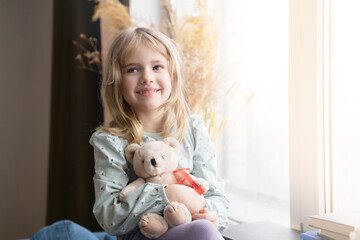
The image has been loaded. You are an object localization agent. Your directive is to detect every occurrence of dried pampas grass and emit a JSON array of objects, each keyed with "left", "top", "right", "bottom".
[
  {"left": 162, "top": 1, "right": 225, "bottom": 141},
  {"left": 92, "top": 0, "right": 132, "bottom": 35}
]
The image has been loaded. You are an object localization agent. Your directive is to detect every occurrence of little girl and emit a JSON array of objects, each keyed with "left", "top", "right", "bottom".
[{"left": 90, "top": 27, "right": 230, "bottom": 240}]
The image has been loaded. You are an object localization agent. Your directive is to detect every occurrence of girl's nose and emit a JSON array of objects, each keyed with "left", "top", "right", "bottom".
[{"left": 141, "top": 69, "right": 154, "bottom": 84}]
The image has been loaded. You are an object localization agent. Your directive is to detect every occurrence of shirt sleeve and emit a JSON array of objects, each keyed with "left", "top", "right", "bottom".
[
  {"left": 90, "top": 130, "right": 170, "bottom": 236},
  {"left": 190, "top": 115, "right": 231, "bottom": 232}
]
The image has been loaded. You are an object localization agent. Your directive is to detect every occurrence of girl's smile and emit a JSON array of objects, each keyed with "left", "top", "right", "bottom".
[
  {"left": 121, "top": 43, "right": 172, "bottom": 114},
  {"left": 136, "top": 88, "right": 161, "bottom": 97}
]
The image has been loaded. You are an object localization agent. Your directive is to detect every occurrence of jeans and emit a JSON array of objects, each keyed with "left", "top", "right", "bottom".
[{"left": 30, "top": 220, "right": 116, "bottom": 240}]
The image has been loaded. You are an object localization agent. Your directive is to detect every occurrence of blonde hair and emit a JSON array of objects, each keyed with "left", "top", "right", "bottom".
[{"left": 100, "top": 27, "right": 190, "bottom": 144}]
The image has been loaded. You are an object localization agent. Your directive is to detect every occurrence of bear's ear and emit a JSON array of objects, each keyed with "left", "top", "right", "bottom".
[
  {"left": 163, "top": 137, "right": 180, "bottom": 154},
  {"left": 125, "top": 143, "right": 140, "bottom": 164}
]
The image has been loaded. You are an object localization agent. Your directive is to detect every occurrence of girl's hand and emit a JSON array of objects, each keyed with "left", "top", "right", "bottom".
[{"left": 192, "top": 208, "right": 218, "bottom": 228}]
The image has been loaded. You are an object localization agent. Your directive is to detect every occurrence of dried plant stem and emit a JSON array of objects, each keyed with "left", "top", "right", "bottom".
[
  {"left": 162, "top": 0, "right": 224, "bottom": 140},
  {"left": 92, "top": 0, "right": 132, "bottom": 36}
]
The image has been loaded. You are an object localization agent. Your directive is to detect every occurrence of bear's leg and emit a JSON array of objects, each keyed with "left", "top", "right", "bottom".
[
  {"left": 139, "top": 213, "right": 169, "bottom": 239},
  {"left": 164, "top": 201, "right": 192, "bottom": 227}
]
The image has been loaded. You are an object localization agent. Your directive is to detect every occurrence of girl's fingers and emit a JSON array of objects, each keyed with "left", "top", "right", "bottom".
[
  {"left": 192, "top": 211, "right": 219, "bottom": 228},
  {"left": 192, "top": 213, "right": 207, "bottom": 220},
  {"left": 192, "top": 211, "right": 215, "bottom": 221},
  {"left": 199, "top": 208, "right": 209, "bottom": 214}
]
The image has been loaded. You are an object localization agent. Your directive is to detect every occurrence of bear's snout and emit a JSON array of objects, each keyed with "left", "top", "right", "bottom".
[{"left": 151, "top": 158, "right": 157, "bottom": 166}]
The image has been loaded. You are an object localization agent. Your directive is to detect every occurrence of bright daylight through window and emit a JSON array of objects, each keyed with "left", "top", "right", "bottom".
[
  {"left": 219, "top": 0, "right": 290, "bottom": 226},
  {"left": 330, "top": 0, "right": 360, "bottom": 213}
]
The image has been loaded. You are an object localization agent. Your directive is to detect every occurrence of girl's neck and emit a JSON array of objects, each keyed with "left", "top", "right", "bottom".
[{"left": 137, "top": 110, "right": 165, "bottom": 133}]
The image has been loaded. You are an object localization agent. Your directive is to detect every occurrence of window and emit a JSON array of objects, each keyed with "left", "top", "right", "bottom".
[
  {"left": 128, "top": 0, "right": 360, "bottom": 231},
  {"left": 330, "top": 0, "right": 360, "bottom": 213},
  {"left": 220, "top": 0, "right": 290, "bottom": 226}
]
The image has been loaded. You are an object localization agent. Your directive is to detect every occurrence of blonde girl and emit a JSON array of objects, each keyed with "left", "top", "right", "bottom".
[{"left": 90, "top": 27, "right": 229, "bottom": 240}]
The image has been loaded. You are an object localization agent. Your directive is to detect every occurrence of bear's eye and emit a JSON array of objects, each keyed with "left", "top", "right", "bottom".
[
  {"left": 142, "top": 160, "right": 144, "bottom": 164},
  {"left": 161, "top": 156, "right": 165, "bottom": 159}
]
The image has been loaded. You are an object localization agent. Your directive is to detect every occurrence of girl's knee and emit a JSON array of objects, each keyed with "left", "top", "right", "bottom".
[
  {"left": 31, "top": 220, "right": 98, "bottom": 240},
  {"left": 191, "top": 219, "right": 214, "bottom": 228},
  {"left": 188, "top": 220, "right": 223, "bottom": 240}
]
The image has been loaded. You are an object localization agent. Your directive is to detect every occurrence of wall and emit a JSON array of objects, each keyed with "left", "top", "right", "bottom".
[{"left": 0, "top": 0, "right": 53, "bottom": 239}]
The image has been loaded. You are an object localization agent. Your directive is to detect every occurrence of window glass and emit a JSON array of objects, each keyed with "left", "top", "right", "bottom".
[
  {"left": 331, "top": 0, "right": 360, "bottom": 212},
  {"left": 220, "top": 0, "right": 290, "bottom": 226}
]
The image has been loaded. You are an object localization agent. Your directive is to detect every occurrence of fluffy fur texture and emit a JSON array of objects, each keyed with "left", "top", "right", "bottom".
[{"left": 119, "top": 137, "right": 209, "bottom": 239}]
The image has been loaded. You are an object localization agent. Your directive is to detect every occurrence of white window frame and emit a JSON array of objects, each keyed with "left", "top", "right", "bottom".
[{"left": 289, "top": 0, "right": 333, "bottom": 232}]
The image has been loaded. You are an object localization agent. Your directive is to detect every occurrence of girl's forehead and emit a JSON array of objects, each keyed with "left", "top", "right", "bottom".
[{"left": 121, "top": 41, "right": 168, "bottom": 65}]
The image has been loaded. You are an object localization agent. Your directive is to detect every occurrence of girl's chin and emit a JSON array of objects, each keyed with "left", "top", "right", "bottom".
[{"left": 134, "top": 104, "right": 165, "bottom": 113}]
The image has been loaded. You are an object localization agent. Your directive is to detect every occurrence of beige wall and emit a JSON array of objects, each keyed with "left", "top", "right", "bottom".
[{"left": 0, "top": 0, "right": 53, "bottom": 239}]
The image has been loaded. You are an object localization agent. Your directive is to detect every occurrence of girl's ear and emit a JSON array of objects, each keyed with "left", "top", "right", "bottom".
[
  {"left": 163, "top": 137, "right": 180, "bottom": 154},
  {"left": 125, "top": 144, "right": 141, "bottom": 164}
]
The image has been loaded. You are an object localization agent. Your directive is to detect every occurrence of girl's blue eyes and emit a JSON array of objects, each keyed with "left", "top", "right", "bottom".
[
  {"left": 127, "top": 68, "right": 138, "bottom": 73},
  {"left": 126, "top": 65, "right": 163, "bottom": 73},
  {"left": 153, "top": 65, "right": 163, "bottom": 70}
]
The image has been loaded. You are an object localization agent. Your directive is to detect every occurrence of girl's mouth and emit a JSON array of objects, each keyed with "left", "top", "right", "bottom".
[{"left": 136, "top": 89, "right": 160, "bottom": 96}]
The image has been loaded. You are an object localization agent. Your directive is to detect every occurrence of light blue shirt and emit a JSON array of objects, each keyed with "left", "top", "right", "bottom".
[{"left": 90, "top": 114, "right": 230, "bottom": 235}]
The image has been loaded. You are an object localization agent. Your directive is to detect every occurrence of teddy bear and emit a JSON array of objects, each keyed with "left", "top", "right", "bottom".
[{"left": 119, "top": 137, "right": 209, "bottom": 239}]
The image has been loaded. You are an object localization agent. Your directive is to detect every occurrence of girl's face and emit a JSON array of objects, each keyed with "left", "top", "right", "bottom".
[{"left": 121, "top": 43, "right": 171, "bottom": 115}]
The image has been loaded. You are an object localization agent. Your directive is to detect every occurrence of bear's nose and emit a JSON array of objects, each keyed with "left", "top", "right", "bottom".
[{"left": 150, "top": 158, "right": 157, "bottom": 166}]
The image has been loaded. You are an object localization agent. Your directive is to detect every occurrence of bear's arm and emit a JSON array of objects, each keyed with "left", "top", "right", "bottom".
[
  {"left": 119, "top": 178, "right": 146, "bottom": 200},
  {"left": 90, "top": 130, "right": 171, "bottom": 236}
]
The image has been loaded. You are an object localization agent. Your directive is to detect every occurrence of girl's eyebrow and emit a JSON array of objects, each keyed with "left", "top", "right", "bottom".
[
  {"left": 123, "top": 59, "right": 167, "bottom": 68},
  {"left": 122, "top": 63, "right": 137, "bottom": 68},
  {"left": 152, "top": 59, "right": 167, "bottom": 64}
]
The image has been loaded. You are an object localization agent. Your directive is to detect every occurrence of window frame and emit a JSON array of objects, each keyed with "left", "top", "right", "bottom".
[{"left": 289, "top": 0, "right": 333, "bottom": 232}]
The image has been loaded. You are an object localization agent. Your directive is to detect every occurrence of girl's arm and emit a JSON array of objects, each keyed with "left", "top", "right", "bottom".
[
  {"left": 190, "top": 115, "right": 231, "bottom": 232},
  {"left": 90, "top": 130, "right": 170, "bottom": 236}
]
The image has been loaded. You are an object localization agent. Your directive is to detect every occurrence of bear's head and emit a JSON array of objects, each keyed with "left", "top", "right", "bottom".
[{"left": 125, "top": 137, "right": 181, "bottom": 179}]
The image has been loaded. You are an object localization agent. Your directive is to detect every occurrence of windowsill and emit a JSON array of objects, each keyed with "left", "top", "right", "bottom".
[
  {"left": 226, "top": 189, "right": 290, "bottom": 227},
  {"left": 223, "top": 221, "right": 300, "bottom": 240}
]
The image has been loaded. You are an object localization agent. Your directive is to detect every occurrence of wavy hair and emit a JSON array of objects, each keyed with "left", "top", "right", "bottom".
[{"left": 99, "top": 27, "right": 190, "bottom": 144}]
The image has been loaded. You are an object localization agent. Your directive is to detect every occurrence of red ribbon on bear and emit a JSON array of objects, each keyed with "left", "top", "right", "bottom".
[{"left": 172, "top": 168, "right": 205, "bottom": 195}]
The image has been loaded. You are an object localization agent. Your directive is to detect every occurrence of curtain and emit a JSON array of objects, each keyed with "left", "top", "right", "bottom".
[{"left": 47, "top": 0, "right": 104, "bottom": 231}]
